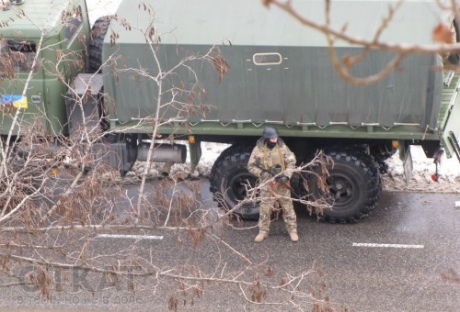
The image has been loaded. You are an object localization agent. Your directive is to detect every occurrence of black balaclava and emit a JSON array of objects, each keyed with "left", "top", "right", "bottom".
[{"left": 265, "top": 139, "right": 276, "bottom": 149}]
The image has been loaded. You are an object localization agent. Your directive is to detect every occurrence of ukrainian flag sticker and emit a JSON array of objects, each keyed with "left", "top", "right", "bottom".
[{"left": 1, "top": 95, "right": 28, "bottom": 109}]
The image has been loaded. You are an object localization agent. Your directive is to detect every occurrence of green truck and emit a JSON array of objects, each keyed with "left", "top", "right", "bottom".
[{"left": 1, "top": 0, "right": 460, "bottom": 222}]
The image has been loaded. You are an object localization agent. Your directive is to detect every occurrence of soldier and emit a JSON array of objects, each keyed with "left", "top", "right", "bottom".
[{"left": 247, "top": 126, "right": 298, "bottom": 242}]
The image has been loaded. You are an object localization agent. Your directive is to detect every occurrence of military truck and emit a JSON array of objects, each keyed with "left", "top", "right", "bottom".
[{"left": 1, "top": 0, "right": 460, "bottom": 223}]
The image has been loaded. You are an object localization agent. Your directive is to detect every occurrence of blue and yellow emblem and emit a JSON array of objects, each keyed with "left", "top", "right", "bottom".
[{"left": 1, "top": 95, "right": 28, "bottom": 108}]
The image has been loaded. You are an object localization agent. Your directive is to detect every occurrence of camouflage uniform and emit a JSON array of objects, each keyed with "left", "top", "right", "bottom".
[{"left": 247, "top": 137, "right": 297, "bottom": 235}]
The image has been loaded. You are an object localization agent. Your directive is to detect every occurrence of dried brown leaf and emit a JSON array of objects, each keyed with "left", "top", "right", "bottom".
[{"left": 433, "top": 23, "right": 453, "bottom": 44}]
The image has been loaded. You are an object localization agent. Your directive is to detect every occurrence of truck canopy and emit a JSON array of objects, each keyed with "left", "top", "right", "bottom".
[
  {"left": 109, "top": 0, "right": 447, "bottom": 47},
  {"left": 103, "top": 0, "right": 447, "bottom": 136}
]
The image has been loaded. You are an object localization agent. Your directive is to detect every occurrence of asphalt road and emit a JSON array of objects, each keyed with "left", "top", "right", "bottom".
[{"left": 2, "top": 179, "right": 460, "bottom": 312}]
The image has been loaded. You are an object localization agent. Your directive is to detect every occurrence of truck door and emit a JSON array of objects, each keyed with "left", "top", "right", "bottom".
[{"left": 0, "top": 39, "right": 48, "bottom": 136}]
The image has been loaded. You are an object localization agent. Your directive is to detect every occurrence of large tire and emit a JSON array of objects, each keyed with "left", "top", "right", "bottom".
[
  {"left": 343, "top": 146, "right": 382, "bottom": 208},
  {"left": 88, "top": 16, "right": 112, "bottom": 73},
  {"left": 119, "top": 134, "right": 138, "bottom": 177},
  {"left": 209, "top": 145, "right": 259, "bottom": 220},
  {"left": 307, "top": 150, "right": 379, "bottom": 223}
]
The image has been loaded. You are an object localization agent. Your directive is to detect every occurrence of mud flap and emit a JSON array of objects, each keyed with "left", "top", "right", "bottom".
[
  {"left": 403, "top": 146, "right": 413, "bottom": 185},
  {"left": 188, "top": 136, "right": 201, "bottom": 171}
]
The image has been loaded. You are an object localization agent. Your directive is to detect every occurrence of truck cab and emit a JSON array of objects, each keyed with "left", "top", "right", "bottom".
[{"left": 0, "top": 0, "right": 91, "bottom": 137}]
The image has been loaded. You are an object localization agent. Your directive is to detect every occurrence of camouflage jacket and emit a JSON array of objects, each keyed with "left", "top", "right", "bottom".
[{"left": 247, "top": 138, "right": 296, "bottom": 180}]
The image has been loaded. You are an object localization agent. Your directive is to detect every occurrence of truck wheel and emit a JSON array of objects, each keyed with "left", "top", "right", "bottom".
[
  {"left": 307, "top": 151, "right": 378, "bottom": 223},
  {"left": 345, "top": 147, "right": 382, "bottom": 208},
  {"left": 88, "top": 16, "right": 112, "bottom": 73},
  {"left": 119, "top": 134, "right": 138, "bottom": 177},
  {"left": 209, "top": 145, "right": 259, "bottom": 220},
  {"left": 327, "top": 145, "right": 382, "bottom": 208}
]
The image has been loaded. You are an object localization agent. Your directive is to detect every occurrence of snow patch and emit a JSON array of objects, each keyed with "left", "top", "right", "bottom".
[{"left": 128, "top": 143, "right": 460, "bottom": 194}]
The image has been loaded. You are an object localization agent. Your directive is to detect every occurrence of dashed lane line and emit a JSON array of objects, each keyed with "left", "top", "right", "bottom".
[
  {"left": 352, "top": 243, "right": 424, "bottom": 249},
  {"left": 96, "top": 234, "right": 164, "bottom": 240}
]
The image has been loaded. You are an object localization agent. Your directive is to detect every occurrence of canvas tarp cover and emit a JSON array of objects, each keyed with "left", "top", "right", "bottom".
[{"left": 103, "top": 45, "right": 443, "bottom": 131}]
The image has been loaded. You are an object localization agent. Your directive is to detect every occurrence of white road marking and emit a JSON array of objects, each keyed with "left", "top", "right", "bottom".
[
  {"left": 352, "top": 243, "right": 424, "bottom": 249},
  {"left": 96, "top": 234, "right": 164, "bottom": 240}
]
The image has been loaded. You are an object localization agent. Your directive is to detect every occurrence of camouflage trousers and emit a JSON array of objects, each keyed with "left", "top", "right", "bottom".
[{"left": 258, "top": 182, "right": 297, "bottom": 234}]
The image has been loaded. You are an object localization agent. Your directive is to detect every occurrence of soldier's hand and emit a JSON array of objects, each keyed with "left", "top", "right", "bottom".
[
  {"left": 268, "top": 167, "right": 277, "bottom": 176},
  {"left": 268, "top": 164, "right": 282, "bottom": 176},
  {"left": 261, "top": 172, "right": 271, "bottom": 179},
  {"left": 276, "top": 174, "right": 289, "bottom": 184}
]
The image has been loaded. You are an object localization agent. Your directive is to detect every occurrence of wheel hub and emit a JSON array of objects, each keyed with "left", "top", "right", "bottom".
[
  {"left": 229, "top": 173, "right": 256, "bottom": 201},
  {"left": 328, "top": 175, "right": 355, "bottom": 203}
]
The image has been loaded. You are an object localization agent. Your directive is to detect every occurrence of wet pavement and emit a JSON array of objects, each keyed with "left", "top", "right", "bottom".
[{"left": 1, "top": 179, "right": 459, "bottom": 311}]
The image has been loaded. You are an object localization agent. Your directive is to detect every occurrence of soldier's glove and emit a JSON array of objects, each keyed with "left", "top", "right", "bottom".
[
  {"left": 268, "top": 164, "right": 282, "bottom": 176},
  {"left": 261, "top": 172, "right": 271, "bottom": 179},
  {"left": 275, "top": 174, "right": 289, "bottom": 184}
]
